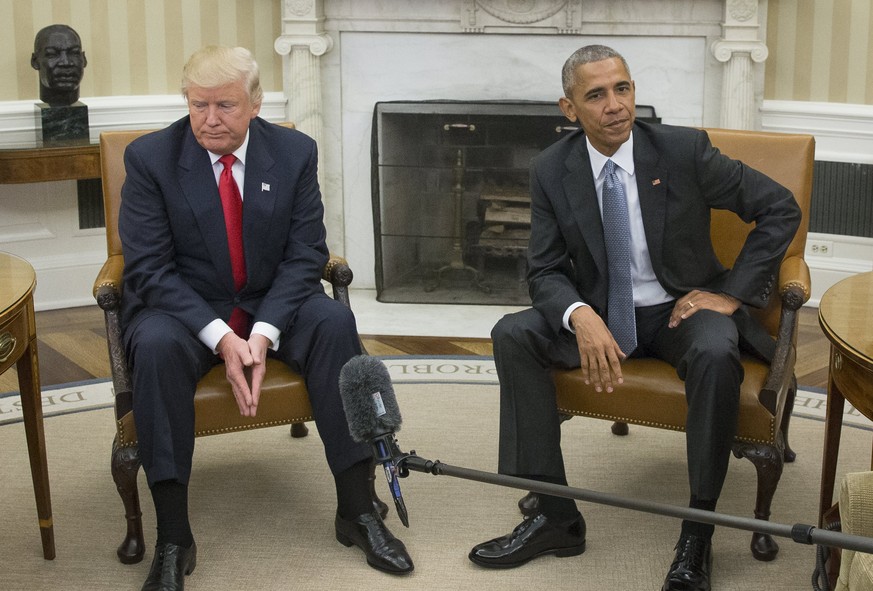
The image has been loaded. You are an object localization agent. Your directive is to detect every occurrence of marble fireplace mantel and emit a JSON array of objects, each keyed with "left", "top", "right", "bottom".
[{"left": 275, "top": 0, "right": 769, "bottom": 290}]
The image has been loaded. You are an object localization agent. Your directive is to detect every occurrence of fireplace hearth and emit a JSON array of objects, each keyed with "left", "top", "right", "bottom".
[{"left": 371, "top": 100, "right": 658, "bottom": 305}]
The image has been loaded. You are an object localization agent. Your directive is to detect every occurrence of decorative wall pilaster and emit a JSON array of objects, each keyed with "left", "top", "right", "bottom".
[
  {"left": 710, "top": 0, "right": 768, "bottom": 129},
  {"left": 274, "top": 0, "right": 332, "bottom": 146}
]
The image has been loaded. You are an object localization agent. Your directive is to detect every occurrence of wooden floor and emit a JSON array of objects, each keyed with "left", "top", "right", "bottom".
[{"left": 0, "top": 304, "right": 831, "bottom": 392}]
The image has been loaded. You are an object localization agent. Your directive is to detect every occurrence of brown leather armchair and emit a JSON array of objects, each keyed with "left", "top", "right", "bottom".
[
  {"left": 547, "top": 129, "right": 814, "bottom": 562},
  {"left": 93, "top": 128, "right": 360, "bottom": 564}
]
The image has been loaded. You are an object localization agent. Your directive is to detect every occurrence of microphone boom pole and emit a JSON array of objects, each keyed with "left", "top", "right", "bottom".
[{"left": 398, "top": 452, "right": 873, "bottom": 555}]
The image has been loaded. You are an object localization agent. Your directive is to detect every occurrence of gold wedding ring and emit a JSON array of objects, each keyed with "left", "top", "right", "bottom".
[{"left": 688, "top": 301, "right": 695, "bottom": 308}]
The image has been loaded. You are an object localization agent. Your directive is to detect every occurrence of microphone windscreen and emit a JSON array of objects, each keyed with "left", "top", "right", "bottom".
[{"left": 339, "top": 355, "right": 402, "bottom": 442}]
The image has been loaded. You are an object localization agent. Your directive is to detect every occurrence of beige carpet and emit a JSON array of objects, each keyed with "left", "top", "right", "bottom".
[{"left": 2, "top": 382, "right": 870, "bottom": 591}]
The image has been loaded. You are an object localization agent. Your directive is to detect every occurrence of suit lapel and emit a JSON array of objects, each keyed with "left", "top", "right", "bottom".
[
  {"left": 240, "top": 121, "right": 279, "bottom": 287},
  {"left": 562, "top": 135, "right": 608, "bottom": 278},
  {"left": 178, "top": 129, "right": 236, "bottom": 293},
  {"left": 633, "top": 129, "right": 670, "bottom": 275}
]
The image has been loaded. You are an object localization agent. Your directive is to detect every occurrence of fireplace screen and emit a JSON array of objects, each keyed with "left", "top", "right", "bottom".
[{"left": 370, "top": 100, "right": 658, "bottom": 305}]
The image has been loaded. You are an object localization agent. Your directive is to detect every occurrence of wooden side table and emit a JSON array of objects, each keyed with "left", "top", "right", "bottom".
[
  {"left": 0, "top": 141, "right": 100, "bottom": 184},
  {"left": 817, "top": 271, "right": 873, "bottom": 585},
  {"left": 0, "top": 252, "right": 55, "bottom": 559}
]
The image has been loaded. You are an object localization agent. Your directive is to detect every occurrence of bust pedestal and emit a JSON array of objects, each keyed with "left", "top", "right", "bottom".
[{"left": 35, "top": 102, "right": 90, "bottom": 143}]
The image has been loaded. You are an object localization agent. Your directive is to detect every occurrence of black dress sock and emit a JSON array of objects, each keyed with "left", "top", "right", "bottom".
[
  {"left": 151, "top": 479, "right": 194, "bottom": 548},
  {"left": 335, "top": 459, "right": 374, "bottom": 521},
  {"left": 680, "top": 497, "right": 717, "bottom": 539},
  {"left": 522, "top": 474, "right": 580, "bottom": 522}
]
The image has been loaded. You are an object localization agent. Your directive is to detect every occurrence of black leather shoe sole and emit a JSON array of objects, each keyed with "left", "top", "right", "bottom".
[
  {"left": 469, "top": 539, "right": 586, "bottom": 569},
  {"left": 469, "top": 514, "right": 586, "bottom": 569}
]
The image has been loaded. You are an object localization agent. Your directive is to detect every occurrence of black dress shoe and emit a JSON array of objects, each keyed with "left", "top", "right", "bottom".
[
  {"left": 335, "top": 511, "right": 414, "bottom": 574},
  {"left": 469, "top": 512, "right": 586, "bottom": 569},
  {"left": 661, "top": 534, "right": 712, "bottom": 591},
  {"left": 141, "top": 541, "right": 197, "bottom": 591}
]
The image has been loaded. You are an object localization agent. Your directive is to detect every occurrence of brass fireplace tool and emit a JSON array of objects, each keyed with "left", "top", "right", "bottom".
[{"left": 426, "top": 132, "right": 488, "bottom": 293}]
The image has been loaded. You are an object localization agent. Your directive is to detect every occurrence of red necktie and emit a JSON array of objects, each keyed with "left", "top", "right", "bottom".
[{"left": 218, "top": 154, "right": 250, "bottom": 338}]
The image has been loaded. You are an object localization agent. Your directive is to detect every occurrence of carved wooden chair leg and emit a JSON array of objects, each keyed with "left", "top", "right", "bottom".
[
  {"left": 733, "top": 440, "right": 785, "bottom": 561},
  {"left": 290, "top": 422, "right": 309, "bottom": 438},
  {"left": 111, "top": 437, "right": 146, "bottom": 564},
  {"left": 780, "top": 377, "right": 798, "bottom": 463}
]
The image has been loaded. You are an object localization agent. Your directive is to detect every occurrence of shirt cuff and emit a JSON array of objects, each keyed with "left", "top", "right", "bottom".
[
  {"left": 197, "top": 320, "right": 281, "bottom": 353},
  {"left": 198, "top": 318, "right": 232, "bottom": 354},
  {"left": 251, "top": 322, "right": 280, "bottom": 351},
  {"left": 563, "top": 302, "right": 589, "bottom": 332}
]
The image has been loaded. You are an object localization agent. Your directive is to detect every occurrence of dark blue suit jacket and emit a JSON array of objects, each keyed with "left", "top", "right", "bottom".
[
  {"left": 118, "top": 117, "right": 329, "bottom": 340},
  {"left": 527, "top": 121, "right": 801, "bottom": 359}
]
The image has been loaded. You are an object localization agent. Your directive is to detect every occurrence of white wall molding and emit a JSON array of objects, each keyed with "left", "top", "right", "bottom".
[
  {"left": 762, "top": 100, "right": 873, "bottom": 164},
  {"left": 0, "top": 92, "right": 288, "bottom": 146}
]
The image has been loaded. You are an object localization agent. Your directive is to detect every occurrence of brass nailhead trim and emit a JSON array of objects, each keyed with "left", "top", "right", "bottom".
[
  {"left": 556, "top": 407, "right": 776, "bottom": 446},
  {"left": 116, "top": 417, "right": 315, "bottom": 444}
]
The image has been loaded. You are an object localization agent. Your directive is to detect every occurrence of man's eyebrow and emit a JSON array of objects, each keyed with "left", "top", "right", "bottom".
[
  {"left": 584, "top": 86, "right": 606, "bottom": 98},
  {"left": 584, "top": 81, "right": 631, "bottom": 98}
]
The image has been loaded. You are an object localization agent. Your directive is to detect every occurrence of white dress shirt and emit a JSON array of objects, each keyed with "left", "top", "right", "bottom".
[
  {"left": 197, "top": 130, "right": 281, "bottom": 352},
  {"left": 562, "top": 131, "right": 674, "bottom": 332}
]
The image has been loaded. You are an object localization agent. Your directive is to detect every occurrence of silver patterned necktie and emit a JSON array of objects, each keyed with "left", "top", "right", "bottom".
[{"left": 601, "top": 159, "right": 637, "bottom": 355}]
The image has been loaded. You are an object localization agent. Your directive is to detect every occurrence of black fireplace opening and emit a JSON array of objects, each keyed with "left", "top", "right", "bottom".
[{"left": 370, "top": 100, "right": 659, "bottom": 305}]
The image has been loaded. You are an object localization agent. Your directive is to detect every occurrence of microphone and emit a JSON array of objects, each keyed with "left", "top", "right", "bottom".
[
  {"left": 339, "top": 357, "right": 873, "bottom": 558},
  {"left": 339, "top": 355, "right": 409, "bottom": 527}
]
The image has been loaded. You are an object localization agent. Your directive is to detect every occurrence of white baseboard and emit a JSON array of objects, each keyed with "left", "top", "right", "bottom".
[{"left": 29, "top": 252, "right": 105, "bottom": 311}]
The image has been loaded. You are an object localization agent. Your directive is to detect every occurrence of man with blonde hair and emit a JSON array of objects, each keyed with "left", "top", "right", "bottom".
[{"left": 119, "top": 46, "right": 413, "bottom": 590}]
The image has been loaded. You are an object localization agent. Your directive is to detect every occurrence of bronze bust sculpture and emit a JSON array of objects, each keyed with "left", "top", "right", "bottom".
[{"left": 31, "top": 24, "right": 87, "bottom": 106}]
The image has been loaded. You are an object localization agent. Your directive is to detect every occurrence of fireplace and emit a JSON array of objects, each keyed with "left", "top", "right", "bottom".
[{"left": 371, "top": 100, "right": 659, "bottom": 305}]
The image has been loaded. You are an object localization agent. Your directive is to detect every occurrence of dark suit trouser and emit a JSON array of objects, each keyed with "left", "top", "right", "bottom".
[
  {"left": 493, "top": 301, "right": 744, "bottom": 504},
  {"left": 125, "top": 293, "right": 369, "bottom": 487}
]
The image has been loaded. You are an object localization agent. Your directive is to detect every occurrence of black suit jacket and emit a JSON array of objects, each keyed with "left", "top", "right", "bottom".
[
  {"left": 118, "top": 117, "right": 329, "bottom": 339},
  {"left": 527, "top": 121, "right": 801, "bottom": 358}
]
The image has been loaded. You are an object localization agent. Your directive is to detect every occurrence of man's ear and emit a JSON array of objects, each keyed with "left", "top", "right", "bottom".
[
  {"left": 558, "top": 97, "right": 577, "bottom": 123},
  {"left": 30, "top": 53, "right": 39, "bottom": 70}
]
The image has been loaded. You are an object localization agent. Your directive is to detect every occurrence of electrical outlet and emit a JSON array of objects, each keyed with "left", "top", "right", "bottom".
[{"left": 809, "top": 240, "right": 834, "bottom": 257}]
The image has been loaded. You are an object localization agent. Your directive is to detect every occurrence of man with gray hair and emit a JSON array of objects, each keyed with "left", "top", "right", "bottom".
[
  {"left": 119, "top": 46, "right": 413, "bottom": 590},
  {"left": 469, "top": 44, "right": 799, "bottom": 591}
]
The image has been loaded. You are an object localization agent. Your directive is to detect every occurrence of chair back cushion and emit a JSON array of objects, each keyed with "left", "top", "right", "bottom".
[
  {"left": 705, "top": 128, "right": 814, "bottom": 335},
  {"left": 99, "top": 130, "right": 155, "bottom": 258}
]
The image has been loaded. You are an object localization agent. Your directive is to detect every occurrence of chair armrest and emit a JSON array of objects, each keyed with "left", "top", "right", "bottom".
[
  {"left": 93, "top": 254, "right": 124, "bottom": 311},
  {"left": 92, "top": 253, "right": 133, "bottom": 418},
  {"left": 777, "top": 255, "right": 811, "bottom": 311},
  {"left": 757, "top": 255, "right": 809, "bottom": 415},
  {"left": 323, "top": 254, "right": 354, "bottom": 308}
]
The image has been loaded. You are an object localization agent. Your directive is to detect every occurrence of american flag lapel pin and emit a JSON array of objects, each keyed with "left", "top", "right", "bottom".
[
  {"left": 652, "top": 178, "right": 661, "bottom": 186},
  {"left": 261, "top": 182, "right": 271, "bottom": 192}
]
